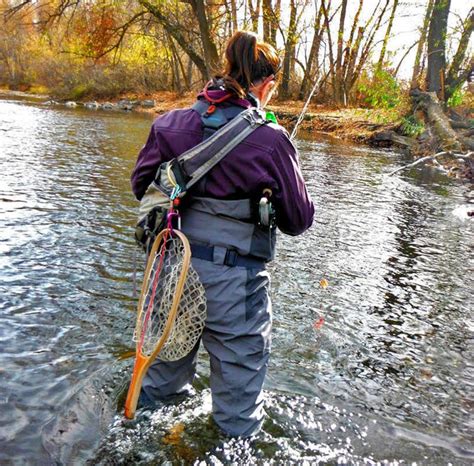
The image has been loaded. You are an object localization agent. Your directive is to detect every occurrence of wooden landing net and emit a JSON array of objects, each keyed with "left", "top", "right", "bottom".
[{"left": 124, "top": 229, "right": 207, "bottom": 419}]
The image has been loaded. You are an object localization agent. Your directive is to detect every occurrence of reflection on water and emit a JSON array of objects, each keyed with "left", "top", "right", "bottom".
[{"left": 0, "top": 97, "right": 473, "bottom": 464}]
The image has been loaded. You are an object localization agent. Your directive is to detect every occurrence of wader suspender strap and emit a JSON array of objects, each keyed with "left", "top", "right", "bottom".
[{"left": 173, "top": 105, "right": 267, "bottom": 191}]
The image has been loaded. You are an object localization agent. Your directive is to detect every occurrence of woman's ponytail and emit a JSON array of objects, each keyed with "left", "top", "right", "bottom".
[{"left": 221, "top": 31, "right": 280, "bottom": 99}]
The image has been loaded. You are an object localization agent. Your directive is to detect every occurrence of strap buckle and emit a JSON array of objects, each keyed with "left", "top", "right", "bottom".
[{"left": 224, "top": 249, "right": 238, "bottom": 267}]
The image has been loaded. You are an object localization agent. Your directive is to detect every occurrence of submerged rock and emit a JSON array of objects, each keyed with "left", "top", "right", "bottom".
[
  {"left": 84, "top": 101, "right": 100, "bottom": 110},
  {"left": 101, "top": 102, "right": 115, "bottom": 110},
  {"left": 117, "top": 100, "right": 134, "bottom": 111},
  {"left": 140, "top": 99, "right": 155, "bottom": 108}
]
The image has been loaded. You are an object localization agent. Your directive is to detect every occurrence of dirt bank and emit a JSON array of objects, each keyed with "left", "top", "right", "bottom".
[{"left": 132, "top": 91, "right": 397, "bottom": 145}]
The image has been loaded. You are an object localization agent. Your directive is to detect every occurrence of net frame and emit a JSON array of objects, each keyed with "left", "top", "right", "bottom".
[{"left": 124, "top": 228, "right": 206, "bottom": 419}]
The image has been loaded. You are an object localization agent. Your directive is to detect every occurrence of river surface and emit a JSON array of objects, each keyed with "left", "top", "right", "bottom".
[{"left": 0, "top": 95, "right": 473, "bottom": 465}]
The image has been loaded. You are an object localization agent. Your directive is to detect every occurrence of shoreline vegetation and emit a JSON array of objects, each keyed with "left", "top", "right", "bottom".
[
  {"left": 1, "top": 86, "right": 414, "bottom": 143},
  {"left": 1, "top": 87, "right": 400, "bottom": 144},
  {"left": 1, "top": 0, "right": 472, "bottom": 178}
]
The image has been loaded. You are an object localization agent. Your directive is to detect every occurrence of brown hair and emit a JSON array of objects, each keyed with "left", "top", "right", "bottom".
[{"left": 220, "top": 31, "right": 281, "bottom": 98}]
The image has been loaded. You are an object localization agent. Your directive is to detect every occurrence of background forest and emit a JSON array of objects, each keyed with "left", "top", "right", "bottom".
[{"left": 0, "top": 0, "right": 472, "bottom": 113}]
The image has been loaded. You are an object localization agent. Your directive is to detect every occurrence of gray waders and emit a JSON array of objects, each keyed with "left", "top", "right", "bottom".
[{"left": 142, "top": 198, "right": 276, "bottom": 437}]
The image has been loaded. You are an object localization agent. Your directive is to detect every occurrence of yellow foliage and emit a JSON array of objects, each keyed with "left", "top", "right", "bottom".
[
  {"left": 120, "top": 35, "right": 167, "bottom": 67},
  {"left": 29, "top": 85, "right": 50, "bottom": 95}
]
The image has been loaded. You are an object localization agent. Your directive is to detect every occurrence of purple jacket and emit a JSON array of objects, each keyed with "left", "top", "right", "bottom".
[{"left": 131, "top": 91, "right": 314, "bottom": 236}]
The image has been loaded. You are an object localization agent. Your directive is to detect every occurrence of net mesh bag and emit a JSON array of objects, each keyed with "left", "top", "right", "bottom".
[{"left": 134, "top": 232, "right": 207, "bottom": 361}]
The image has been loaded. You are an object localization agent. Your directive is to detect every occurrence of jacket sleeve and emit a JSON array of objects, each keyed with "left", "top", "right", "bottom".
[
  {"left": 131, "top": 124, "right": 165, "bottom": 201},
  {"left": 268, "top": 131, "right": 314, "bottom": 236}
]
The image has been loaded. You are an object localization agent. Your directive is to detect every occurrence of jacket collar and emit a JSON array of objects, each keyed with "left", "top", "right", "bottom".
[{"left": 197, "top": 85, "right": 259, "bottom": 109}]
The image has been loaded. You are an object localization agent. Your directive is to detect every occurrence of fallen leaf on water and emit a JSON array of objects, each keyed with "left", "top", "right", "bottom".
[
  {"left": 420, "top": 368, "right": 433, "bottom": 380},
  {"left": 313, "top": 316, "right": 325, "bottom": 329},
  {"left": 319, "top": 278, "right": 329, "bottom": 289},
  {"left": 116, "top": 350, "right": 135, "bottom": 361}
]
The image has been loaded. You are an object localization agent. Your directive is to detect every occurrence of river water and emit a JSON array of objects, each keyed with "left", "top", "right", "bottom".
[{"left": 0, "top": 95, "right": 472, "bottom": 465}]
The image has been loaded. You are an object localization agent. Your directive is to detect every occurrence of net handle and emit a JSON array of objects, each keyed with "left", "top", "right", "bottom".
[{"left": 124, "top": 229, "right": 192, "bottom": 419}]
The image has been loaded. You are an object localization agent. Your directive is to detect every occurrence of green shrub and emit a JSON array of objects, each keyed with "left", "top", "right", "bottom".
[
  {"left": 400, "top": 115, "right": 425, "bottom": 137},
  {"left": 357, "top": 68, "right": 401, "bottom": 110},
  {"left": 447, "top": 87, "right": 465, "bottom": 108},
  {"left": 70, "top": 83, "right": 91, "bottom": 100}
]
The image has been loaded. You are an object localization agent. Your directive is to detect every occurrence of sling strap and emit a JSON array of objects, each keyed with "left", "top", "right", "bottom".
[{"left": 167, "top": 104, "right": 267, "bottom": 192}]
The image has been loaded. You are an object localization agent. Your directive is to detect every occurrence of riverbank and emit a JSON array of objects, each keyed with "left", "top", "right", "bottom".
[
  {"left": 129, "top": 91, "right": 402, "bottom": 146},
  {"left": 61, "top": 89, "right": 474, "bottom": 179},
  {"left": 1, "top": 88, "right": 399, "bottom": 147}
]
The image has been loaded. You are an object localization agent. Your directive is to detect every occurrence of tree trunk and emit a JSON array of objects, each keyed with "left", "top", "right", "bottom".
[
  {"left": 229, "top": 0, "right": 238, "bottom": 33},
  {"left": 445, "top": 8, "right": 473, "bottom": 100},
  {"left": 186, "top": 56, "right": 193, "bottom": 89},
  {"left": 320, "top": 0, "right": 336, "bottom": 102},
  {"left": 426, "top": 0, "right": 451, "bottom": 98},
  {"left": 342, "top": 0, "right": 363, "bottom": 103},
  {"left": 299, "top": 2, "right": 324, "bottom": 99},
  {"left": 248, "top": 0, "right": 261, "bottom": 33},
  {"left": 191, "top": 0, "right": 220, "bottom": 77},
  {"left": 262, "top": 0, "right": 280, "bottom": 47},
  {"left": 280, "top": 0, "right": 297, "bottom": 98},
  {"left": 411, "top": 0, "right": 434, "bottom": 89},
  {"left": 172, "top": 37, "right": 191, "bottom": 91},
  {"left": 335, "top": 0, "right": 348, "bottom": 105},
  {"left": 272, "top": 0, "right": 281, "bottom": 45},
  {"left": 411, "top": 89, "right": 462, "bottom": 151},
  {"left": 377, "top": 0, "right": 399, "bottom": 69},
  {"left": 344, "top": 26, "right": 364, "bottom": 101},
  {"left": 342, "top": 0, "right": 363, "bottom": 73}
]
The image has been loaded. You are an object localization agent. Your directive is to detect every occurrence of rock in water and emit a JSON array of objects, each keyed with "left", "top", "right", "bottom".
[{"left": 141, "top": 99, "right": 156, "bottom": 108}]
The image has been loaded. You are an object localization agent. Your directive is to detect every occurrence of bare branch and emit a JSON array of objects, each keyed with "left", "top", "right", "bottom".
[{"left": 388, "top": 151, "right": 474, "bottom": 176}]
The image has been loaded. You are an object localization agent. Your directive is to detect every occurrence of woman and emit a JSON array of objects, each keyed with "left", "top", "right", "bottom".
[{"left": 131, "top": 31, "right": 314, "bottom": 437}]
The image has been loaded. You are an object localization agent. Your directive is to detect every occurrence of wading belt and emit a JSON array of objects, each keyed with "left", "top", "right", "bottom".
[{"left": 190, "top": 243, "right": 265, "bottom": 269}]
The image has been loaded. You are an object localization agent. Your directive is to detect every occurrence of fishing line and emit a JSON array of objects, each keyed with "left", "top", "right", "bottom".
[
  {"left": 290, "top": 75, "right": 322, "bottom": 141},
  {"left": 289, "top": 40, "right": 332, "bottom": 141}
]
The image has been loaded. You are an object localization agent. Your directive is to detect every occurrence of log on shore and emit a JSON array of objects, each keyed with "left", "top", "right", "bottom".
[
  {"left": 410, "top": 89, "right": 463, "bottom": 152},
  {"left": 370, "top": 130, "right": 414, "bottom": 148}
]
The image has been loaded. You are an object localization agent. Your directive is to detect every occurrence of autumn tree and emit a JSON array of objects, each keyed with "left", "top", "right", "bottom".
[
  {"left": 262, "top": 0, "right": 280, "bottom": 47},
  {"left": 445, "top": 7, "right": 473, "bottom": 100},
  {"left": 411, "top": 0, "right": 434, "bottom": 88},
  {"left": 426, "top": 0, "right": 451, "bottom": 98}
]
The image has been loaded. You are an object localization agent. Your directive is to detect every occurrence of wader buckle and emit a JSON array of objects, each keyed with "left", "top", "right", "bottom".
[{"left": 224, "top": 249, "right": 239, "bottom": 267}]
